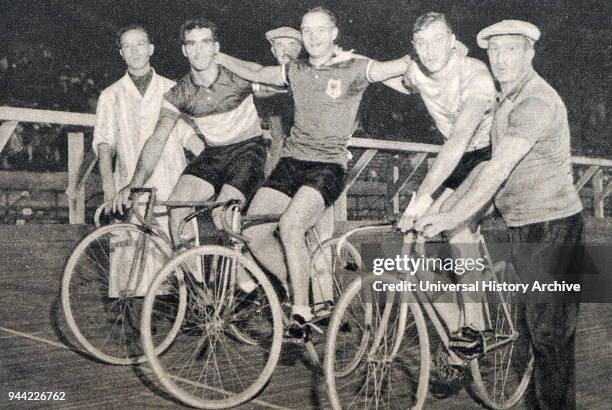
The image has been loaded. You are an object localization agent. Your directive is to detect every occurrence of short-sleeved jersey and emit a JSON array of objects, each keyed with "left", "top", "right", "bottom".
[
  {"left": 403, "top": 50, "right": 495, "bottom": 151},
  {"left": 161, "top": 66, "right": 262, "bottom": 146},
  {"left": 281, "top": 58, "right": 373, "bottom": 168},
  {"left": 492, "top": 69, "right": 582, "bottom": 226}
]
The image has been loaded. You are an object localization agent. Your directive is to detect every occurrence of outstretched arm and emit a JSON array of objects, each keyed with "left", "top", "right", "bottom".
[
  {"left": 324, "top": 48, "right": 413, "bottom": 92},
  {"left": 228, "top": 57, "right": 289, "bottom": 96},
  {"left": 368, "top": 55, "right": 412, "bottom": 82},
  {"left": 216, "top": 53, "right": 285, "bottom": 87},
  {"left": 381, "top": 76, "right": 412, "bottom": 94}
]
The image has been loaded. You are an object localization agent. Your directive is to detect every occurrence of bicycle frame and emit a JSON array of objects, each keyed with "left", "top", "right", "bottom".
[
  {"left": 93, "top": 188, "right": 245, "bottom": 297},
  {"left": 336, "top": 223, "right": 520, "bottom": 360}
]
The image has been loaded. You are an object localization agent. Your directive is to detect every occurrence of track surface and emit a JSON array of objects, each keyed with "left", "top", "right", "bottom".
[{"left": 0, "top": 224, "right": 610, "bottom": 409}]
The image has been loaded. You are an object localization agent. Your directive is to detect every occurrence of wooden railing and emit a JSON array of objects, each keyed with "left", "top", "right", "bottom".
[{"left": 1, "top": 106, "right": 612, "bottom": 223}]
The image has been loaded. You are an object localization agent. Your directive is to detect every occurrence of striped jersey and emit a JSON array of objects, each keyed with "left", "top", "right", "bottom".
[{"left": 160, "top": 66, "right": 262, "bottom": 146}]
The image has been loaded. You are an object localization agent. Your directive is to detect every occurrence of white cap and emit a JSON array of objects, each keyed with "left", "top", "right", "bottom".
[{"left": 477, "top": 20, "right": 541, "bottom": 49}]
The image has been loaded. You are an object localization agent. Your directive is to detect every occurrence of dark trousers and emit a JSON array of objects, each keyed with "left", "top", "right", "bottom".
[{"left": 508, "top": 213, "right": 584, "bottom": 410}]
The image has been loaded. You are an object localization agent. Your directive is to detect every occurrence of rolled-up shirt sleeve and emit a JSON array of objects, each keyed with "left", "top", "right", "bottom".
[
  {"left": 92, "top": 90, "right": 118, "bottom": 155},
  {"left": 504, "top": 96, "right": 553, "bottom": 145}
]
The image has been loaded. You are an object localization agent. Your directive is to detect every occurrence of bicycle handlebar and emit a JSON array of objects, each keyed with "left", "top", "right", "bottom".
[
  {"left": 94, "top": 202, "right": 109, "bottom": 228},
  {"left": 175, "top": 199, "right": 244, "bottom": 246},
  {"left": 334, "top": 221, "right": 428, "bottom": 261},
  {"left": 219, "top": 201, "right": 251, "bottom": 244}
]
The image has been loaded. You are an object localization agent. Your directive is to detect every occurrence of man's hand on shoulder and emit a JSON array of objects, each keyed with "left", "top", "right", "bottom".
[
  {"left": 325, "top": 46, "right": 365, "bottom": 66},
  {"left": 401, "top": 54, "right": 413, "bottom": 66}
]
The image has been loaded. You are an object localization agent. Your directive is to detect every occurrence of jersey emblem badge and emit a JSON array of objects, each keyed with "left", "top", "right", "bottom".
[{"left": 326, "top": 79, "right": 342, "bottom": 99}]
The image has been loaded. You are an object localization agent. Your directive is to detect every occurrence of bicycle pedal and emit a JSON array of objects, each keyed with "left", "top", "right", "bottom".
[
  {"left": 284, "top": 326, "right": 307, "bottom": 343},
  {"left": 449, "top": 327, "right": 495, "bottom": 361},
  {"left": 311, "top": 301, "right": 334, "bottom": 320}
]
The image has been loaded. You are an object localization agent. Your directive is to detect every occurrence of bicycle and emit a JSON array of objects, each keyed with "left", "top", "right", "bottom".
[
  {"left": 61, "top": 187, "right": 361, "bottom": 408},
  {"left": 138, "top": 193, "right": 363, "bottom": 409},
  {"left": 324, "top": 223, "right": 534, "bottom": 410},
  {"left": 61, "top": 188, "right": 239, "bottom": 364}
]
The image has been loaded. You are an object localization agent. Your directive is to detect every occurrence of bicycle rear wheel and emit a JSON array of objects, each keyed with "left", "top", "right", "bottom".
[
  {"left": 61, "top": 223, "right": 178, "bottom": 365},
  {"left": 141, "top": 245, "right": 283, "bottom": 409},
  {"left": 469, "top": 262, "right": 534, "bottom": 409},
  {"left": 325, "top": 274, "right": 430, "bottom": 410},
  {"left": 305, "top": 237, "right": 363, "bottom": 368}
]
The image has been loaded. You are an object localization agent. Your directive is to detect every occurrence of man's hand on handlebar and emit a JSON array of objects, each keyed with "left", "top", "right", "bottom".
[
  {"left": 415, "top": 212, "right": 460, "bottom": 238},
  {"left": 397, "top": 192, "right": 433, "bottom": 233},
  {"left": 111, "top": 184, "right": 133, "bottom": 215}
]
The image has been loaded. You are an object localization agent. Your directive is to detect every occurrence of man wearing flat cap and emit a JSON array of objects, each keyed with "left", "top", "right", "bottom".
[
  {"left": 259, "top": 26, "right": 302, "bottom": 176},
  {"left": 417, "top": 20, "right": 583, "bottom": 409}
]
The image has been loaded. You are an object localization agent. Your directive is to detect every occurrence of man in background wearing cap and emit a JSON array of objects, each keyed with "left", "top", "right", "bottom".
[
  {"left": 417, "top": 20, "right": 583, "bottom": 409},
  {"left": 259, "top": 26, "right": 302, "bottom": 176}
]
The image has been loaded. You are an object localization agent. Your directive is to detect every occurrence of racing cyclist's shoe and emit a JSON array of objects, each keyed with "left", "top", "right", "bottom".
[{"left": 449, "top": 326, "right": 496, "bottom": 360}]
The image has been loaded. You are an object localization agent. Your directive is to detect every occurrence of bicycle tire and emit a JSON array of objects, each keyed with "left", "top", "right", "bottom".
[
  {"left": 469, "top": 262, "right": 534, "bottom": 409},
  {"left": 141, "top": 245, "right": 283, "bottom": 409},
  {"left": 61, "top": 223, "right": 179, "bottom": 365},
  {"left": 325, "top": 273, "right": 431, "bottom": 410}
]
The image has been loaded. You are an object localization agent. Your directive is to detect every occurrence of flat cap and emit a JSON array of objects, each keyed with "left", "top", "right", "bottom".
[
  {"left": 265, "top": 26, "right": 302, "bottom": 44},
  {"left": 477, "top": 20, "right": 540, "bottom": 48}
]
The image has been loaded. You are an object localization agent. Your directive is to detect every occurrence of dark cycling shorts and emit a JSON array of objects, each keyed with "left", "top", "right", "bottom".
[
  {"left": 263, "top": 157, "right": 346, "bottom": 207},
  {"left": 442, "top": 145, "right": 492, "bottom": 190},
  {"left": 182, "top": 136, "right": 266, "bottom": 200}
]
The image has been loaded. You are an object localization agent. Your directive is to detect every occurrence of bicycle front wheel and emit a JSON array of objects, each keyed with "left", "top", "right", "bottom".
[
  {"left": 325, "top": 274, "right": 430, "bottom": 410},
  {"left": 469, "top": 262, "right": 534, "bottom": 409},
  {"left": 61, "top": 223, "right": 176, "bottom": 365},
  {"left": 141, "top": 245, "right": 283, "bottom": 409}
]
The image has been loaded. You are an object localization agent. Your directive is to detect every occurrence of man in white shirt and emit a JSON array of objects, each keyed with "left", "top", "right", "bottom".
[{"left": 93, "top": 25, "right": 200, "bottom": 296}]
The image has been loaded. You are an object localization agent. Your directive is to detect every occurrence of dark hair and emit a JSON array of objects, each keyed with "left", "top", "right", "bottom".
[
  {"left": 180, "top": 18, "right": 218, "bottom": 43},
  {"left": 413, "top": 12, "right": 453, "bottom": 35},
  {"left": 302, "top": 6, "right": 338, "bottom": 28},
  {"left": 116, "top": 25, "right": 151, "bottom": 48}
]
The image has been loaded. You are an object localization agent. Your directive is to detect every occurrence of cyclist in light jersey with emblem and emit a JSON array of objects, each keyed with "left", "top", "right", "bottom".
[{"left": 332, "top": 11, "right": 497, "bottom": 381}]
